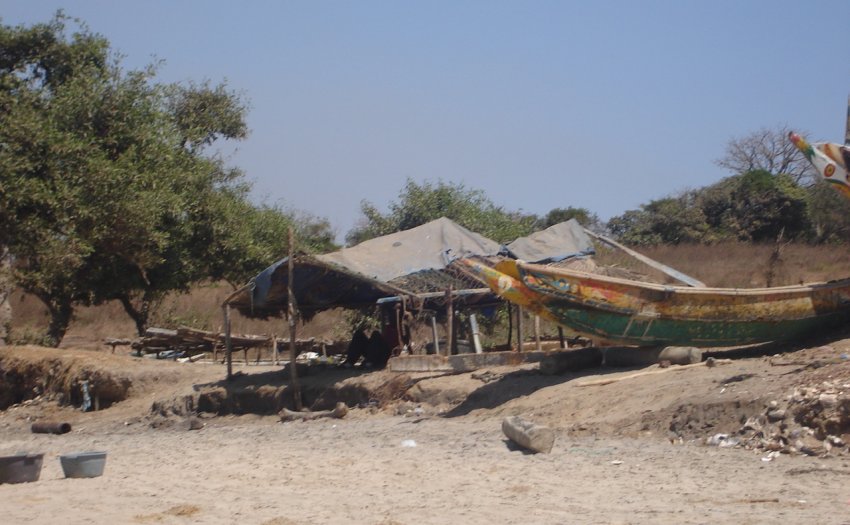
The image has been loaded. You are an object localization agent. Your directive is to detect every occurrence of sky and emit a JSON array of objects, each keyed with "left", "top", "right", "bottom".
[{"left": 3, "top": 1, "right": 849, "bottom": 241}]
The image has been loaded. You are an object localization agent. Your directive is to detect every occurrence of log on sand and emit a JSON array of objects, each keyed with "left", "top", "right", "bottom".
[
  {"left": 279, "top": 402, "right": 348, "bottom": 422},
  {"left": 576, "top": 358, "right": 732, "bottom": 387},
  {"left": 502, "top": 416, "right": 555, "bottom": 454}
]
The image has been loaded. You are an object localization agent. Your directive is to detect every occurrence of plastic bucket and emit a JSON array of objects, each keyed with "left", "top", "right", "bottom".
[
  {"left": 59, "top": 451, "right": 107, "bottom": 478},
  {"left": 0, "top": 453, "right": 44, "bottom": 484}
]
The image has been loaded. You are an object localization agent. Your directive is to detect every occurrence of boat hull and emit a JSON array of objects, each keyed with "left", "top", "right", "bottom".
[{"left": 459, "top": 258, "right": 850, "bottom": 347}]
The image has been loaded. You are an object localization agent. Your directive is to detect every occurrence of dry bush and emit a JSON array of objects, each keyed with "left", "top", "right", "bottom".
[{"left": 595, "top": 242, "right": 850, "bottom": 288}]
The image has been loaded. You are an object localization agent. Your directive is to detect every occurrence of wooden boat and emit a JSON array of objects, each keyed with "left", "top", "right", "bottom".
[
  {"left": 457, "top": 258, "right": 850, "bottom": 347},
  {"left": 789, "top": 131, "right": 850, "bottom": 199}
]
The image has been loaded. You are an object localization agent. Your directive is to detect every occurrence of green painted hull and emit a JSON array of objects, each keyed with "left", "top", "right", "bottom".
[
  {"left": 457, "top": 258, "right": 850, "bottom": 348},
  {"left": 544, "top": 301, "right": 850, "bottom": 347}
]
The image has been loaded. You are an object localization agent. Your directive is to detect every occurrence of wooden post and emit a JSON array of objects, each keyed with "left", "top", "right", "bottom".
[
  {"left": 534, "top": 315, "right": 542, "bottom": 352},
  {"left": 287, "top": 227, "right": 303, "bottom": 411},
  {"left": 445, "top": 286, "right": 454, "bottom": 357},
  {"left": 223, "top": 304, "right": 233, "bottom": 381},
  {"left": 431, "top": 315, "right": 440, "bottom": 355},
  {"left": 469, "top": 314, "right": 483, "bottom": 354},
  {"left": 516, "top": 306, "right": 524, "bottom": 352},
  {"left": 505, "top": 303, "right": 512, "bottom": 348},
  {"left": 558, "top": 326, "right": 566, "bottom": 349},
  {"left": 273, "top": 334, "right": 279, "bottom": 366}
]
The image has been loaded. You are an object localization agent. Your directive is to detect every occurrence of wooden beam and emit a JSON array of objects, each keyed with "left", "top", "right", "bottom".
[
  {"left": 224, "top": 305, "right": 233, "bottom": 381},
  {"left": 445, "top": 286, "right": 454, "bottom": 357},
  {"left": 516, "top": 306, "right": 524, "bottom": 352},
  {"left": 534, "top": 315, "right": 542, "bottom": 352},
  {"left": 287, "top": 227, "right": 303, "bottom": 411},
  {"left": 430, "top": 315, "right": 440, "bottom": 356},
  {"left": 584, "top": 228, "right": 706, "bottom": 287}
]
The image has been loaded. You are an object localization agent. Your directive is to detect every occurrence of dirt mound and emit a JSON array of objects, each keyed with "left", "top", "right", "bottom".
[
  {"left": 3, "top": 340, "right": 849, "bottom": 461},
  {"left": 0, "top": 345, "right": 137, "bottom": 409}
]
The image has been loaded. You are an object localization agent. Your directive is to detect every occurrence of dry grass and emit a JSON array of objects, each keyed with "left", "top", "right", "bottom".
[
  {"left": 595, "top": 241, "right": 850, "bottom": 288},
  {"left": 9, "top": 282, "right": 349, "bottom": 349},
  {"left": 9, "top": 242, "right": 850, "bottom": 348}
]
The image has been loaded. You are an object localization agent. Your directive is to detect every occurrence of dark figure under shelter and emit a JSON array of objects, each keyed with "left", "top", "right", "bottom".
[
  {"left": 364, "top": 330, "right": 391, "bottom": 369},
  {"left": 342, "top": 330, "right": 369, "bottom": 367}
]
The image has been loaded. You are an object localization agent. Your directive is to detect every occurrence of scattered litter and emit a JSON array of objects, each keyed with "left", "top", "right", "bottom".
[
  {"left": 706, "top": 433, "right": 739, "bottom": 448},
  {"left": 611, "top": 460, "right": 623, "bottom": 465},
  {"left": 763, "top": 451, "right": 781, "bottom": 462},
  {"left": 401, "top": 439, "right": 417, "bottom": 448},
  {"left": 80, "top": 381, "right": 92, "bottom": 412}
]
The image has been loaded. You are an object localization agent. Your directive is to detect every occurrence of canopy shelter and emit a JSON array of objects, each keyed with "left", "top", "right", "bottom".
[
  {"left": 225, "top": 217, "right": 508, "bottom": 316},
  {"left": 220, "top": 217, "right": 598, "bottom": 382},
  {"left": 504, "top": 219, "right": 595, "bottom": 264}
]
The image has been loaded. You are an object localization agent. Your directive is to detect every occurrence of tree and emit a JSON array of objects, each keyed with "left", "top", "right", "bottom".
[
  {"left": 606, "top": 195, "right": 708, "bottom": 245},
  {"left": 715, "top": 125, "right": 814, "bottom": 183},
  {"left": 698, "top": 170, "right": 809, "bottom": 242},
  {"left": 1, "top": 14, "right": 331, "bottom": 343},
  {"left": 538, "top": 206, "right": 601, "bottom": 231},
  {"left": 607, "top": 170, "right": 811, "bottom": 246},
  {"left": 346, "top": 179, "right": 537, "bottom": 245}
]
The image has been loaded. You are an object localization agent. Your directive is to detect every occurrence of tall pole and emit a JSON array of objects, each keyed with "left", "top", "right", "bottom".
[
  {"left": 506, "top": 303, "right": 513, "bottom": 348},
  {"left": 224, "top": 304, "right": 233, "bottom": 380},
  {"left": 516, "top": 306, "right": 524, "bottom": 352},
  {"left": 845, "top": 94, "right": 850, "bottom": 146},
  {"left": 431, "top": 316, "right": 440, "bottom": 355},
  {"left": 287, "top": 227, "right": 303, "bottom": 411},
  {"left": 445, "top": 286, "right": 454, "bottom": 357},
  {"left": 534, "top": 315, "right": 542, "bottom": 352}
]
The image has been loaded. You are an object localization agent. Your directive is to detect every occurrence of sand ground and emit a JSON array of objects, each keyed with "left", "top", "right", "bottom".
[{"left": 1, "top": 344, "right": 850, "bottom": 524}]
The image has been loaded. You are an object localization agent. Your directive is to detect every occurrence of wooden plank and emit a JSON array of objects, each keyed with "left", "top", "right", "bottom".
[{"left": 583, "top": 229, "right": 706, "bottom": 287}]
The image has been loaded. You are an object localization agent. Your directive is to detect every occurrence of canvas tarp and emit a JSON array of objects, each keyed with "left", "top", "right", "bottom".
[
  {"left": 227, "top": 217, "right": 504, "bottom": 315},
  {"left": 505, "top": 219, "right": 594, "bottom": 263}
]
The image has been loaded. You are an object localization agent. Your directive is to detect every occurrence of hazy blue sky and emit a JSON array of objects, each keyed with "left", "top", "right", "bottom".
[{"left": 4, "top": 1, "right": 849, "bottom": 240}]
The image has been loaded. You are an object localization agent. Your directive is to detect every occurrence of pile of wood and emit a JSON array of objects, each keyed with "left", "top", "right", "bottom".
[{"left": 111, "top": 326, "right": 325, "bottom": 364}]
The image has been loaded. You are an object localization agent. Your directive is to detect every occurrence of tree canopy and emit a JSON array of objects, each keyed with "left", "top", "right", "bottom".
[
  {"left": 0, "top": 14, "right": 334, "bottom": 344},
  {"left": 346, "top": 179, "right": 538, "bottom": 245}
]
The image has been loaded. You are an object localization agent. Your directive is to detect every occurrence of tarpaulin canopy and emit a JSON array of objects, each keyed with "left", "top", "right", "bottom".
[
  {"left": 504, "top": 219, "right": 595, "bottom": 263},
  {"left": 227, "top": 217, "right": 504, "bottom": 316}
]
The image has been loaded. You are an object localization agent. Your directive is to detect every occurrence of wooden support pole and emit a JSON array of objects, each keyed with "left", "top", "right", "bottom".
[
  {"left": 534, "top": 315, "right": 542, "bottom": 352},
  {"left": 273, "top": 334, "right": 279, "bottom": 366},
  {"left": 445, "top": 286, "right": 454, "bottom": 357},
  {"left": 516, "top": 306, "right": 524, "bottom": 352},
  {"left": 287, "top": 227, "right": 303, "bottom": 411},
  {"left": 506, "top": 303, "right": 513, "bottom": 347},
  {"left": 558, "top": 326, "right": 566, "bottom": 349},
  {"left": 469, "top": 314, "right": 483, "bottom": 354},
  {"left": 223, "top": 305, "right": 233, "bottom": 381},
  {"left": 431, "top": 315, "right": 440, "bottom": 355}
]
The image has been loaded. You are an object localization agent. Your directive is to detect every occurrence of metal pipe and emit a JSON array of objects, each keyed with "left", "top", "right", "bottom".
[{"left": 31, "top": 422, "right": 71, "bottom": 434}]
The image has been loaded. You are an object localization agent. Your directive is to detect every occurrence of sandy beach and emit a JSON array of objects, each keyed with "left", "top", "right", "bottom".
[{"left": 1, "top": 344, "right": 850, "bottom": 524}]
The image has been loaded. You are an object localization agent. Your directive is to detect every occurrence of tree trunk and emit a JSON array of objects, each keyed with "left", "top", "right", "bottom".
[
  {"left": 118, "top": 294, "right": 150, "bottom": 336},
  {"left": 37, "top": 294, "right": 73, "bottom": 347},
  {"left": 0, "top": 247, "right": 11, "bottom": 346}
]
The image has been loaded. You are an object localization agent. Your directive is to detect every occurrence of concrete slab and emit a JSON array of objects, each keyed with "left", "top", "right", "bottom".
[{"left": 388, "top": 351, "right": 547, "bottom": 373}]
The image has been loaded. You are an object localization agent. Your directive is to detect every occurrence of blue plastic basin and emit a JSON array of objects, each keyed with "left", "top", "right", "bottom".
[
  {"left": 60, "top": 451, "right": 107, "bottom": 478},
  {"left": 0, "top": 453, "right": 44, "bottom": 484}
]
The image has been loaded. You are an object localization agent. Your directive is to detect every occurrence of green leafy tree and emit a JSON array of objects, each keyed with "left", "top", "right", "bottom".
[
  {"left": 346, "top": 179, "right": 537, "bottom": 245},
  {"left": 538, "top": 206, "right": 601, "bottom": 230},
  {"left": 698, "top": 170, "right": 809, "bottom": 242},
  {"left": 0, "top": 14, "right": 335, "bottom": 343},
  {"left": 606, "top": 195, "right": 708, "bottom": 245},
  {"left": 608, "top": 170, "right": 810, "bottom": 246}
]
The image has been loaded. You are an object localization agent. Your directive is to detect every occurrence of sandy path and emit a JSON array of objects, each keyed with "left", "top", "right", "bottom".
[{"left": 2, "top": 411, "right": 849, "bottom": 525}]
